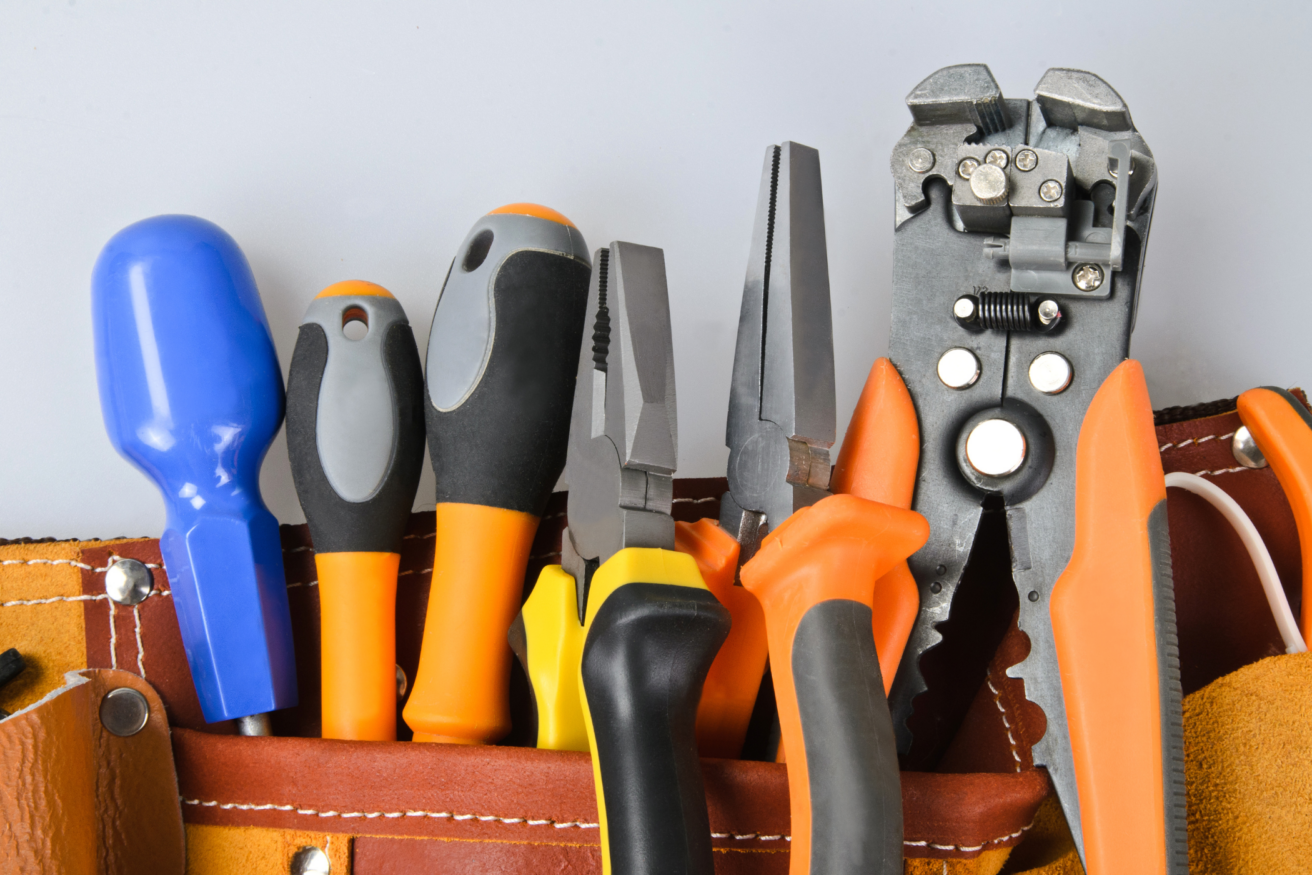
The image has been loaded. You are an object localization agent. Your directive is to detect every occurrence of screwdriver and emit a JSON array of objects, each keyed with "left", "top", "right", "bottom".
[
  {"left": 285, "top": 281, "right": 426, "bottom": 740},
  {"left": 405, "top": 204, "right": 591, "bottom": 744},
  {"left": 93, "top": 215, "right": 297, "bottom": 730}
]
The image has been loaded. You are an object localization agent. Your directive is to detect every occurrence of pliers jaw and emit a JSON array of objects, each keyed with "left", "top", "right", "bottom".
[
  {"left": 563, "top": 242, "right": 678, "bottom": 616},
  {"left": 723, "top": 141, "right": 836, "bottom": 556}
]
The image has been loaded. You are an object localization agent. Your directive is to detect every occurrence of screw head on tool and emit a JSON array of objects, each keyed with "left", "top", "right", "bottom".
[
  {"left": 907, "top": 148, "right": 935, "bottom": 173},
  {"left": 969, "top": 163, "right": 1008, "bottom": 205},
  {"left": 290, "top": 846, "right": 331, "bottom": 875},
  {"left": 104, "top": 559, "right": 154, "bottom": 606},
  {"left": 1039, "top": 179, "right": 1064, "bottom": 202},
  {"left": 100, "top": 687, "right": 150, "bottom": 737},
  {"left": 1014, "top": 149, "right": 1038, "bottom": 172},
  {"left": 953, "top": 296, "right": 977, "bottom": 322},
  {"left": 984, "top": 149, "right": 1009, "bottom": 168},
  {"left": 1072, "top": 263, "right": 1104, "bottom": 292},
  {"left": 937, "top": 348, "right": 981, "bottom": 389},
  {"left": 957, "top": 157, "right": 979, "bottom": 179},
  {"left": 1232, "top": 426, "right": 1268, "bottom": 469},
  {"left": 965, "top": 419, "right": 1027, "bottom": 477},
  {"left": 1028, "top": 352, "right": 1073, "bottom": 395}
]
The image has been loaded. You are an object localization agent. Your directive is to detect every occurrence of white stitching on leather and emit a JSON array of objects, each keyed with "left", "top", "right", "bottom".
[
  {"left": 1193, "top": 466, "right": 1248, "bottom": 477},
  {"left": 0, "top": 589, "right": 171, "bottom": 608},
  {"left": 181, "top": 798, "right": 600, "bottom": 829},
  {"left": 1160, "top": 432, "right": 1235, "bottom": 453},
  {"left": 0, "top": 557, "right": 164, "bottom": 573},
  {"left": 180, "top": 797, "right": 1032, "bottom": 851},
  {"left": 109, "top": 601, "right": 118, "bottom": 670},
  {"left": 986, "top": 678, "right": 1023, "bottom": 773},
  {"left": 134, "top": 604, "right": 146, "bottom": 678}
]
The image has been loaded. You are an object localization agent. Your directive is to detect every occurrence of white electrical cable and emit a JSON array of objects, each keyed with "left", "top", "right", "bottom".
[{"left": 1165, "top": 471, "right": 1306, "bottom": 654}]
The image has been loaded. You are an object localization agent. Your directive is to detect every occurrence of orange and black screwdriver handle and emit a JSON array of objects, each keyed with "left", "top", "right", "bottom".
[
  {"left": 286, "top": 281, "right": 426, "bottom": 741},
  {"left": 405, "top": 204, "right": 591, "bottom": 744},
  {"left": 1237, "top": 386, "right": 1312, "bottom": 637},
  {"left": 741, "top": 493, "right": 929, "bottom": 875}
]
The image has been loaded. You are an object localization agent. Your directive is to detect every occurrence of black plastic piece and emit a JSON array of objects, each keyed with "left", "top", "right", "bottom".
[
  {"left": 427, "top": 250, "right": 591, "bottom": 516},
  {"left": 1148, "top": 501, "right": 1189, "bottom": 874},
  {"left": 0, "top": 648, "right": 25, "bottom": 690},
  {"left": 793, "top": 600, "right": 902, "bottom": 874},
  {"left": 286, "top": 322, "right": 427, "bottom": 554},
  {"left": 580, "top": 582, "right": 730, "bottom": 875}
]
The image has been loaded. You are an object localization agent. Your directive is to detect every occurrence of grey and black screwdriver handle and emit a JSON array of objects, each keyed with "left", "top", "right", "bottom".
[
  {"left": 285, "top": 280, "right": 426, "bottom": 740},
  {"left": 404, "top": 203, "right": 592, "bottom": 744}
]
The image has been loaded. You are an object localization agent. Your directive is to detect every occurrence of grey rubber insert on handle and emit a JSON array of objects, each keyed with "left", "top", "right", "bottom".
[{"left": 793, "top": 599, "right": 903, "bottom": 875}]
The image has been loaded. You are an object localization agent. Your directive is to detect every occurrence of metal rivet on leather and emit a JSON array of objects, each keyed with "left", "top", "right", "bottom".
[
  {"left": 104, "top": 558, "right": 154, "bottom": 606},
  {"left": 1232, "top": 426, "right": 1268, "bottom": 469},
  {"left": 100, "top": 687, "right": 150, "bottom": 737},
  {"left": 290, "top": 846, "right": 331, "bottom": 875}
]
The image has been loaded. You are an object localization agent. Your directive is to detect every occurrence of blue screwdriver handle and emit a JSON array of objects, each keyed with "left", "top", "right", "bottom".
[{"left": 92, "top": 215, "right": 297, "bottom": 723}]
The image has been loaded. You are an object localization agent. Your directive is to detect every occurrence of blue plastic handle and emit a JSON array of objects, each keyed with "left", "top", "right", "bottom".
[{"left": 92, "top": 215, "right": 297, "bottom": 722}]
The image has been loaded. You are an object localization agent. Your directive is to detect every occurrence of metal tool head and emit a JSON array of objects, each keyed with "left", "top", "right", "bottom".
[
  {"left": 563, "top": 242, "right": 678, "bottom": 609},
  {"left": 723, "top": 142, "right": 836, "bottom": 552}
]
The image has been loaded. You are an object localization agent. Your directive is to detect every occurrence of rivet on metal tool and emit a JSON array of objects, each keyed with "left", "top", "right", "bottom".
[
  {"left": 100, "top": 687, "right": 150, "bottom": 737},
  {"left": 1232, "top": 426, "right": 1268, "bottom": 469},
  {"left": 957, "top": 157, "right": 979, "bottom": 179},
  {"left": 1014, "top": 149, "right": 1038, "bottom": 172},
  {"left": 937, "top": 348, "right": 981, "bottom": 389},
  {"left": 396, "top": 664, "right": 409, "bottom": 698},
  {"left": 1028, "top": 352, "right": 1073, "bottom": 395},
  {"left": 1028, "top": 591, "right": 1040, "bottom": 602},
  {"left": 1039, "top": 180, "right": 1064, "bottom": 202},
  {"left": 984, "top": 149, "right": 1009, "bottom": 168},
  {"left": 290, "top": 846, "right": 331, "bottom": 875},
  {"left": 1072, "top": 263, "right": 1104, "bottom": 292},
  {"left": 907, "top": 148, "right": 935, "bottom": 173},
  {"left": 953, "top": 296, "right": 977, "bottom": 323},
  {"left": 965, "top": 419, "right": 1027, "bottom": 477},
  {"left": 1036, "top": 299, "right": 1061, "bottom": 326},
  {"left": 969, "top": 163, "right": 1008, "bottom": 205},
  {"left": 929, "top": 582, "right": 942, "bottom": 594},
  {"left": 935, "top": 565, "right": 946, "bottom": 575},
  {"left": 104, "top": 558, "right": 154, "bottom": 606}
]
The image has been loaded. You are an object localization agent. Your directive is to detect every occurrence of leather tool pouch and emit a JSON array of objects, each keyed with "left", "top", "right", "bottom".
[{"left": 2, "top": 395, "right": 1308, "bottom": 874}]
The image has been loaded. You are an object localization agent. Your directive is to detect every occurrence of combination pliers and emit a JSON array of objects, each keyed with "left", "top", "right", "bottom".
[
  {"left": 869, "top": 64, "right": 1186, "bottom": 874},
  {"left": 511, "top": 241, "right": 730, "bottom": 875}
]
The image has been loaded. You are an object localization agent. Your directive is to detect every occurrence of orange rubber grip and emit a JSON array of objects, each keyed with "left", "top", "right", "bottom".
[
  {"left": 673, "top": 518, "right": 768, "bottom": 759},
  {"left": 404, "top": 502, "right": 539, "bottom": 744},
  {"left": 1050, "top": 360, "right": 1182, "bottom": 874},
  {"left": 831, "top": 357, "right": 921, "bottom": 690},
  {"left": 1237, "top": 387, "right": 1312, "bottom": 638},
  {"left": 741, "top": 494, "right": 929, "bottom": 873},
  {"left": 317, "top": 551, "right": 399, "bottom": 741}
]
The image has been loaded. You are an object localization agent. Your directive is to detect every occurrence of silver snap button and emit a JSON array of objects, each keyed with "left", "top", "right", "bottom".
[{"left": 100, "top": 688, "right": 150, "bottom": 737}]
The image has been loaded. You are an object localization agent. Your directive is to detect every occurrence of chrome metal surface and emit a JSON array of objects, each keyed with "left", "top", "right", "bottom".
[
  {"left": 236, "top": 713, "right": 272, "bottom": 736},
  {"left": 1029, "top": 352, "right": 1073, "bottom": 395},
  {"left": 953, "top": 296, "right": 977, "bottom": 322},
  {"left": 1232, "top": 426, "right": 1268, "bottom": 469},
  {"left": 100, "top": 687, "right": 149, "bottom": 737},
  {"left": 290, "top": 846, "right": 331, "bottom": 875},
  {"left": 907, "top": 148, "right": 935, "bottom": 173},
  {"left": 937, "top": 348, "right": 981, "bottom": 389},
  {"left": 964, "top": 419, "right": 1027, "bottom": 476},
  {"left": 1014, "top": 149, "right": 1038, "bottom": 171},
  {"left": 969, "top": 163, "right": 1008, "bottom": 205},
  {"left": 1072, "top": 264, "right": 1104, "bottom": 291},
  {"left": 104, "top": 558, "right": 154, "bottom": 606}
]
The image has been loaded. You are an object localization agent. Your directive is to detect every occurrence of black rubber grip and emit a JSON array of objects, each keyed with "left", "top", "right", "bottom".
[
  {"left": 580, "top": 583, "right": 730, "bottom": 875},
  {"left": 286, "top": 322, "right": 426, "bottom": 554},
  {"left": 0, "top": 648, "right": 25, "bottom": 689},
  {"left": 792, "top": 600, "right": 903, "bottom": 874},
  {"left": 427, "top": 250, "right": 591, "bottom": 515}
]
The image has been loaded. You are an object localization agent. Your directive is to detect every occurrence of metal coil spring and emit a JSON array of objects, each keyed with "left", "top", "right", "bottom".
[{"left": 976, "top": 292, "right": 1033, "bottom": 331}]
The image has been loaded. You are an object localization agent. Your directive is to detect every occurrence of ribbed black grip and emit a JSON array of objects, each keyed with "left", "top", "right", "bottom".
[
  {"left": 286, "top": 322, "right": 426, "bottom": 554},
  {"left": 580, "top": 583, "right": 730, "bottom": 875},
  {"left": 427, "top": 250, "right": 591, "bottom": 515},
  {"left": 792, "top": 600, "right": 903, "bottom": 875}
]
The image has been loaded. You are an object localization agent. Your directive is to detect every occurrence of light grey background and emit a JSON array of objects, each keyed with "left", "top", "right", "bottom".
[{"left": 3, "top": 1, "right": 1309, "bottom": 539}]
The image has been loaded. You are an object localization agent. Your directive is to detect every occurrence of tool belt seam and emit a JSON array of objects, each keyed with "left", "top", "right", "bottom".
[
  {"left": 985, "top": 677, "right": 1024, "bottom": 772},
  {"left": 1159, "top": 432, "right": 1235, "bottom": 453},
  {"left": 182, "top": 796, "right": 603, "bottom": 829}
]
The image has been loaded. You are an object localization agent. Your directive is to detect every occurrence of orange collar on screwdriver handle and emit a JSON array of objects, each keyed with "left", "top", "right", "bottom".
[
  {"left": 405, "top": 205, "right": 592, "bottom": 745},
  {"left": 286, "top": 281, "right": 427, "bottom": 740},
  {"left": 1236, "top": 387, "right": 1312, "bottom": 638},
  {"left": 742, "top": 494, "right": 928, "bottom": 875}
]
